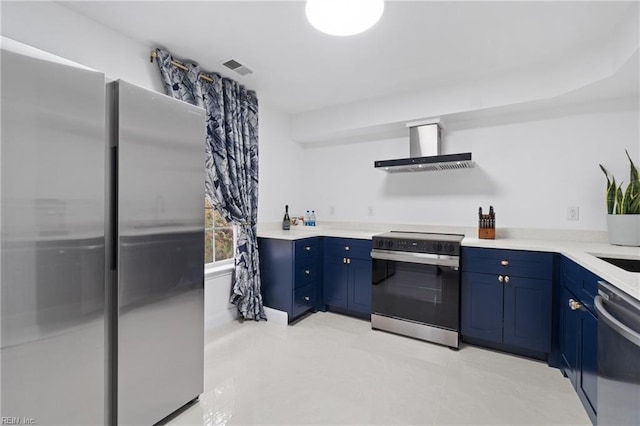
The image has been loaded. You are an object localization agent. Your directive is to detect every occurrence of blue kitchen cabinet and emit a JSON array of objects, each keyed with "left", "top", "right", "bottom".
[
  {"left": 558, "top": 256, "right": 599, "bottom": 425},
  {"left": 322, "top": 238, "right": 372, "bottom": 318},
  {"left": 323, "top": 254, "right": 349, "bottom": 309},
  {"left": 503, "top": 275, "right": 553, "bottom": 351},
  {"left": 559, "top": 285, "right": 580, "bottom": 387},
  {"left": 461, "top": 272, "right": 503, "bottom": 343},
  {"left": 259, "top": 237, "right": 321, "bottom": 322},
  {"left": 348, "top": 258, "right": 372, "bottom": 314},
  {"left": 461, "top": 247, "right": 554, "bottom": 357}
]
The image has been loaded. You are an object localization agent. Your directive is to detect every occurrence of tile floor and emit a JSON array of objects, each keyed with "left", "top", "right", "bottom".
[{"left": 166, "top": 312, "right": 591, "bottom": 425}]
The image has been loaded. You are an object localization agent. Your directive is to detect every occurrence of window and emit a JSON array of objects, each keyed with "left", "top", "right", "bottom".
[{"left": 205, "top": 199, "right": 234, "bottom": 264}]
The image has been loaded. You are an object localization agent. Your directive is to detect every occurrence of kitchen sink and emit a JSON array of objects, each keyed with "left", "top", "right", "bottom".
[{"left": 597, "top": 256, "right": 640, "bottom": 273}]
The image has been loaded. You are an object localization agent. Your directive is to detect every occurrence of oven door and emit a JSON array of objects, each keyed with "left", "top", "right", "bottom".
[{"left": 371, "top": 253, "right": 460, "bottom": 331}]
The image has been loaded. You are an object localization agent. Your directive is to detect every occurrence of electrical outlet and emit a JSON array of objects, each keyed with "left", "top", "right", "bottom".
[
  {"left": 329, "top": 206, "right": 335, "bottom": 216},
  {"left": 368, "top": 206, "right": 375, "bottom": 217},
  {"left": 567, "top": 206, "right": 580, "bottom": 221}
]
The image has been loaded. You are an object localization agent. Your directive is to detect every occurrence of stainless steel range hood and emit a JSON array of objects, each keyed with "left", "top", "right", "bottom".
[{"left": 374, "top": 122, "right": 474, "bottom": 172}]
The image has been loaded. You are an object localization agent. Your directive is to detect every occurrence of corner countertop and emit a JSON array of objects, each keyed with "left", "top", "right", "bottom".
[{"left": 257, "top": 223, "right": 640, "bottom": 302}]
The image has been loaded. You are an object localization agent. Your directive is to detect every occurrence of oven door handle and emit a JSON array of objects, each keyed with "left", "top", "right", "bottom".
[{"left": 370, "top": 249, "right": 459, "bottom": 268}]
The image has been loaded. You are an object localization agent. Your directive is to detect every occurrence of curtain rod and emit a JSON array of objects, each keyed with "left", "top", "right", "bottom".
[{"left": 150, "top": 50, "right": 215, "bottom": 83}]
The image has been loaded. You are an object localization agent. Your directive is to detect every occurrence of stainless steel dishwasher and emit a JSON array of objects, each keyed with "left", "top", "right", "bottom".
[{"left": 595, "top": 281, "right": 640, "bottom": 426}]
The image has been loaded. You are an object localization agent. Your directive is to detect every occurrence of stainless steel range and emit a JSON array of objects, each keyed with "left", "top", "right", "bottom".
[{"left": 370, "top": 231, "right": 464, "bottom": 349}]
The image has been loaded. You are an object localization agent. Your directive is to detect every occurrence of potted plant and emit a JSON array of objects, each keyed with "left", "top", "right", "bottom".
[{"left": 600, "top": 150, "right": 640, "bottom": 246}]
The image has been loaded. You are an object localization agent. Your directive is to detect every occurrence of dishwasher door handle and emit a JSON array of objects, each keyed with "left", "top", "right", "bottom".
[{"left": 595, "top": 295, "right": 640, "bottom": 348}]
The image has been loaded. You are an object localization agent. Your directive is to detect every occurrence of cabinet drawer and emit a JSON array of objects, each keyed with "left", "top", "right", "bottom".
[
  {"left": 324, "top": 237, "right": 372, "bottom": 260},
  {"left": 462, "top": 247, "right": 553, "bottom": 280},
  {"left": 294, "top": 263, "right": 319, "bottom": 288},
  {"left": 293, "top": 282, "right": 316, "bottom": 318},
  {"left": 294, "top": 238, "right": 320, "bottom": 263}
]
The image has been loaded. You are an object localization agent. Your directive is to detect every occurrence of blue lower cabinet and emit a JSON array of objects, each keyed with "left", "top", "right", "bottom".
[
  {"left": 503, "top": 276, "right": 552, "bottom": 353},
  {"left": 559, "top": 285, "right": 580, "bottom": 388},
  {"left": 322, "top": 238, "right": 372, "bottom": 318},
  {"left": 461, "top": 272, "right": 503, "bottom": 343},
  {"left": 348, "top": 258, "right": 372, "bottom": 315},
  {"left": 259, "top": 237, "right": 321, "bottom": 322},
  {"left": 461, "top": 248, "right": 553, "bottom": 358},
  {"left": 558, "top": 256, "right": 600, "bottom": 425},
  {"left": 293, "top": 283, "right": 317, "bottom": 318},
  {"left": 323, "top": 255, "right": 349, "bottom": 309}
]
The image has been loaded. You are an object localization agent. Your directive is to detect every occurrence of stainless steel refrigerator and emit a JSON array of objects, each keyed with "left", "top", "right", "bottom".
[
  {"left": 107, "top": 80, "right": 205, "bottom": 426},
  {"left": 1, "top": 47, "right": 205, "bottom": 425}
]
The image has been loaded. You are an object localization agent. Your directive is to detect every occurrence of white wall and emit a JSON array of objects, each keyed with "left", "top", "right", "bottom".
[
  {"left": 295, "top": 103, "right": 640, "bottom": 231},
  {"left": 257, "top": 104, "right": 305, "bottom": 221},
  {"left": 205, "top": 272, "right": 236, "bottom": 338}
]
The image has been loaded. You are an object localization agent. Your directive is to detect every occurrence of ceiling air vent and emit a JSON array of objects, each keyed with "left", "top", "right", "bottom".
[{"left": 222, "top": 58, "right": 253, "bottom": 76}]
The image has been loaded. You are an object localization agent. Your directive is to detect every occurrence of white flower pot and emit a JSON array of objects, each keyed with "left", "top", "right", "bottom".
[{"left": 607, "top": 214, "right": 640, "bottom": 246}]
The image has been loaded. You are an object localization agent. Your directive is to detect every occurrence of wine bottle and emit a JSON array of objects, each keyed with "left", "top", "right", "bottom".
[{"left": 282, "top": 204, "right": 291, "bottom": 230}]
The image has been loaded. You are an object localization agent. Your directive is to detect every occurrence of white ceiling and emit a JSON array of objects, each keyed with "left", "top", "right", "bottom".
[{"left": 59, "top": 1, "right": 639, "bottom": 114}]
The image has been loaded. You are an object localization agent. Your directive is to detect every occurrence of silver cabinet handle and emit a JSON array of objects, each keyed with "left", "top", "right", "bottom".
[
  {"left": 345, "top": 246, "right": 350, "bottom": 251},
  {"left": 595, "top": 295, "right": 640, "bottom": 347},
  {"left": 498, "top": 275, "right": 504, "bottom": 283},
  {"left": 304, "top": 296, "right": 310, "bottom": 301},
  {"left": 568, "top": 299, "right": 582, "bottom": 311},
  {"left": 347, "top": 258, "right": 351, "bottom": 264},
  {"left": 504, "top": 275, "right": 510, "bottom": 284},
  {"left": 305, "top": 269, "right": 310, "bottom": 275},
  {"left": 305, "top": 246, "right": 311, "bottom": 251},
  {"left": 343, "top": 257, "right": 347, "bottom": 264},
  {"left": 501, "top": 260, "right": 509, "bottom": 266}
]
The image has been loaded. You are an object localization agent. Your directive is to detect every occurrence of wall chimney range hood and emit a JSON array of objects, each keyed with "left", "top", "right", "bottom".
[{"left": 374, "top": 122, "right": 474, "bottom": 172}]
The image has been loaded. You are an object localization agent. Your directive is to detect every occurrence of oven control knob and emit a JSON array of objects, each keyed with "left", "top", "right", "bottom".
[
  {"left": 445, "top": 243, "right": 454, "bottom": 254},
  {"left": 386, "top": 240, "right": 394, "bottom": 249},
  {"left": 376, "top": 240, "right": 384, "bottom": 248},
  {"left": 434, "top": 242, "right": 443, "bottom": 252}
]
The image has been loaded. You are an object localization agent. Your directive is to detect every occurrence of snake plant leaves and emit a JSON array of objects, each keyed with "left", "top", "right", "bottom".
[
  {"left": 601, "top": 151, "right": 640, "bottom": 215},
  {"left": 626, "top": 149, "right": 639, "bottom": 213},
  {"left": 622, "top": 183, "right": 635, "bottom": 214},
  {"left": 600, "top": 164, "right": 616, "bottom": 214},
  {"left": 616, "top": 183, "right": 624, "bottom": 214}
]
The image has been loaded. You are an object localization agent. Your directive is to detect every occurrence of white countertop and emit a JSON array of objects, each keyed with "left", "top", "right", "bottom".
[
  {"left": 258, "top": 224, "right": 640, "bottom": 302},
  {"left": 258, "top": 226, "right": 379, "bottom": 241}
]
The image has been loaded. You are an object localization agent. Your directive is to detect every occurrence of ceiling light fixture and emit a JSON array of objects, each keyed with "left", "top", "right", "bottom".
[{"left": 305, "top": 0, "right": 384, "bottom": 36}]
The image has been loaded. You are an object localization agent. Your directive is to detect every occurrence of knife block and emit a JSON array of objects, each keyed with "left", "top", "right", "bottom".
[{"left": 478, "top": 227, "right": 495, "bottom": 239}]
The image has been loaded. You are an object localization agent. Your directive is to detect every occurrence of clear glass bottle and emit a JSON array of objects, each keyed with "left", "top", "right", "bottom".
[
  {"left": 310, "top": 210, "right": 316, "bottom": 226},
  {"left": 304, "top": 210, "right": 310, "bottom": 226}
]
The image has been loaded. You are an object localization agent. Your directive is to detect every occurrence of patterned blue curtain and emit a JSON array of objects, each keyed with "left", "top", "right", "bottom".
[{"left": 155, "top": 49, "right": 265, "bottom": 321}]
